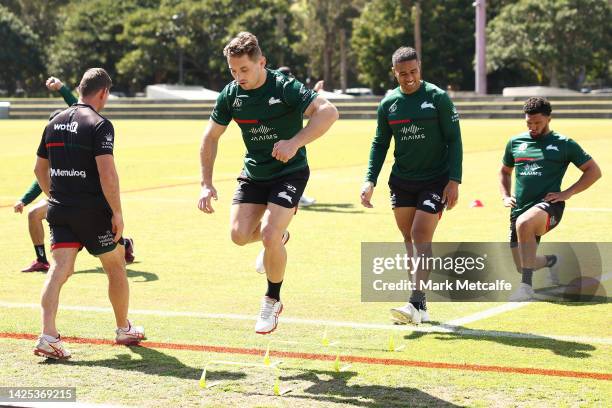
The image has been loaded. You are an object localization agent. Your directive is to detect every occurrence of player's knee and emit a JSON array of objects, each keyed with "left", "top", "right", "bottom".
[
  {"left": 515, "top": 217, "right": 533, "bottom": 235},
  {"left": 411, "top": 227, "right": 430, "bottom": 243},
  {"left": 105, "top": 263, "right": 126, "bottom": 279},
  {"left": 28, "top": 207, "right": 43, "bottom": 222},
  {"left": 261, "top": 226, "right": 282, "bottom": 249},
  {"left": 230, "top": 228, "right": 250, "bottom": 246},
  {"left": 399, "top": 229, "right": 412, "bottom": 242},
  {"left": 47, "top": 264, "right": 72, "bottom": 285}
]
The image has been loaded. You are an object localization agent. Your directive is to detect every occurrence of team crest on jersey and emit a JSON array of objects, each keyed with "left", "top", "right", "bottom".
[
  {"left": 546, "top": 144, "right": 559, "bottom": 151},
  {"left": 517, "top": 142, "right": 528, "bottom": 152},
  {"left": 420, "top": 101, "right": 435, "bottom": 110}
]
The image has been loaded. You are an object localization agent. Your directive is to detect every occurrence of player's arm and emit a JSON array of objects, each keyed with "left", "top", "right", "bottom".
[
  {"left": 34, "top": 129, "right": 51, "bottom": 197},
  {"left": 34, "top": 157, "right": 51, "bottom": 197},
  {"left": 198, "top": 120, "right": 227, "bottom": 214},
  {"left": 361, "top": 104, "right": 393, "bottom": 208},
  {"left": 272, "top": 95, "right": 338, "bottom": 163},
  {"left": 93, "top": 120, "right": 122, "bottom": 241},
  {"left": 14, "top": 180, "right": 43, "bottom": 213},
  {"left": 499, "top": 164, "right": 516, "bottom": 208},
  {"left": 436, "top": 92, "right": 462, "bottom": 210},
  {"left": 544, "top": 159, "right": 601, "bottom": 203},
  {"left": 96, "top": 154, "right": 123, "bottom": 241},
  {"left": 46, "top": 76, "right": 78, "bottom": 105}
]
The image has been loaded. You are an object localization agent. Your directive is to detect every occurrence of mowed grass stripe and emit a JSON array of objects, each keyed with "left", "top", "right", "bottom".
[{"left": 2, "top": 332, "right": 610, "bottom": 381}]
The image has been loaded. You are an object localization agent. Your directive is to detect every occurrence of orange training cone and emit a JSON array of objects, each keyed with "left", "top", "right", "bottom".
[{"left": 470, "top": 199, "right": 484, "bottom": 208}]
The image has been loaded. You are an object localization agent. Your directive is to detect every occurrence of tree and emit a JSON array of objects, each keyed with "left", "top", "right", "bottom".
[
  {"left": 352, "top": 0, "right": 410, "bottom": 93},
  {"left": 47, "top": 0, "right": 154, "bottom": 93},
  {"left": 0, "top": 5, "right": 44, "bottom": 95},
  {"left": 487, "top": 0, "right": 611, "bottom": 89},
  {"left": 1, "top": 0, "right": 66, "bottom": 44},
  {"left": 293, "top": 0, "right": 362, "bottom": 90}
]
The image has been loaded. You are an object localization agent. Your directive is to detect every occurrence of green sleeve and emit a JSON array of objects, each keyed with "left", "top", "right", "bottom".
[
  {"left": 282, "top": 77, "right": 317, "bottom": 113},
  {"left": 566, "top": 138, "right": 591, "bottom": 167},
  {"left": 20, "top": 180, "right": 42, "bottom": 206},
  {"left": 210, "top": 88, "right": 232, "bottom": 126},
  {"left": 365, "top": 103, "right": 393, "bottom": 186},
  {"left": 502, "top": 140, "right": 515, "bottom": 167},
  {"left": 59, "top": 85, "right": 78, "bottom": 106},
  {"left": 435, "top": 92, "right": 462, "bottom": 183}
]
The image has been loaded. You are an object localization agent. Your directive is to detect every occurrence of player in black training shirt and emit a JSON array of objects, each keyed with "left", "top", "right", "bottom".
[{"left": 32, "top": 68, "right": 144, "bottom": 359}]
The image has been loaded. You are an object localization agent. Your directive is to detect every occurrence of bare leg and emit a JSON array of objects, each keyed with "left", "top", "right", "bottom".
[
  {"left": 41, "top": 247, "right": 78, "bottom": 337},
  {"left": 99, "top": 244, "right": 129, "bottom": 328},
  {"left": 28, "top": 201, "right": 48, "bottom": 246},
  {"left": 260, "top": 203, "right": 295, "bottom": 283},
  {"left": 229, "top": 203, "right": 266, "bottom": 246}
]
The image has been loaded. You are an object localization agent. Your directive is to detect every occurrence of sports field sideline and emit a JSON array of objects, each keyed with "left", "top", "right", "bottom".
[{"left": 0, "top": 119, "right": 610, "bottom": 407}]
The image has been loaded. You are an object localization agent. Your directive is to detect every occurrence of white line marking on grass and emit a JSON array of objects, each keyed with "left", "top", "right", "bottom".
[
  {"left": 441, "top": 302, "right": 531, "bottom": 327},
  {"left": 1, "top": 301, "right": 611, "bottom": 345}
]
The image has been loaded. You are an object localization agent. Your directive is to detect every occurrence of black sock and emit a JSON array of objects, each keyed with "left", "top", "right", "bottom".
[
  {"left": 266, "top": 280, "right": 283, "bottom": 301},
  {"left": 545, "top": 255, "right": 557, "bottom": 268},
  {"left": 409, "top": 290, "right": 426, "bottom": 310},
  {"left": 34, "top": 245, "right": 47, "bottom": 263},
  {"left": 521, "top": 268, "right": 534, "bottom": 286}
]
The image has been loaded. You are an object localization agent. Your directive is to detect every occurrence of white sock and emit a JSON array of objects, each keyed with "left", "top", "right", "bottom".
[{"left": 43, "top": 334, "right": 59, "bottom": 342}]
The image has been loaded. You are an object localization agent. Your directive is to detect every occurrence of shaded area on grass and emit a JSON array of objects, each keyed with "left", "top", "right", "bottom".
[
  {"left": 74, "top": 266, "right": 158, "bottom": 282},
  {"left": 300, "top": 203, "right": 365, "bottom": 214},
  {"left": 278, "top": 368, "right": 464, "bottom": 407},
  {"left": 42, "top": 345, "right": 244, "bottom": 383},
  {"left": 405, "top": 322, "right": 596, "bottom": 358}
]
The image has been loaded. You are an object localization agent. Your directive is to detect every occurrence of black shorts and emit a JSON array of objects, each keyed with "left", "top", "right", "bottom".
[
  {"left": 47, "top": 203, "right": 121, "bottom": 255},
  {"left": 509, "top": 201, "right": 565, "bottom": 247},
  {"left": 388, "top": 173, "right": 448, "bottom": 213},
  {"left": 232, "top": 167, "right": 310, "bottom": 209}
]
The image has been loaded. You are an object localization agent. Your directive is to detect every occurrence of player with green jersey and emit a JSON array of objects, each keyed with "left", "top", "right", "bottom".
[
  {"left": 198, "top": 32, "right": 338, "bottom": 334},
  {"left": 361, "top": 47, "right": 463, "bottom": 324},
  {"left": 499, "top": 97, "right": 601, "bottom": 301}
]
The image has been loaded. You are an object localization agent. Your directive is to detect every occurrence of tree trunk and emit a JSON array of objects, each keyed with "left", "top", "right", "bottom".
[
  {"left": 323, "top": 31, "right": 333, "bottom": 88},
  {"left": 340, "top": 28, "right": 347, "bottom": 92},
  {"left": 549, "top": 65, "right": 559, "bottom": 88}
]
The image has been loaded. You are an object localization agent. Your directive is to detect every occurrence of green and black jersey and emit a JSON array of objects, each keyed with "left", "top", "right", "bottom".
[
  {"left": 365, "top": 81, "right": 462, "bottom": 185},
  {"left": 503, "top": 130, "right": 591, "bottom": 217},
  {"left": 19, "top": 85, "right": 78, "bottom": 205},
  {"left": 210, "top": 69, "right": 317, "bottom": 181}
]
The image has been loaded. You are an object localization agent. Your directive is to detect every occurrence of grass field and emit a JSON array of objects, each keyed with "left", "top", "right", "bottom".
[{"left": 0, "top": 118, "right": 610, "bottom": 407}]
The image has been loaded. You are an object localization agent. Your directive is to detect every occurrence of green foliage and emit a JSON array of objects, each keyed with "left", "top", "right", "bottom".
[
  {"left": 0, "top": 5, "right": 44, "bottom": 94},
  {"left": 487, "top": 0, "right": 611, "bottom": 89},
  {"left": 352, "top": 0, "right": 409, "bottom": 93},
  {"left": 1, "top": 0, "right": 609, "bottom": 95},
  {"left": 47, "top": 0, "right": 153, "bottom": 92}
]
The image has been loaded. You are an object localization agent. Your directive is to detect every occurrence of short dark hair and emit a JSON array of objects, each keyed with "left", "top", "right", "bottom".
[
  {"left": 523, "top": 97, "right": 552, "bottom": 116},
  {"left": 392, "top": 47, "right": 419, "bottom": 65},
  {"left": 223, "top": 32, "right": 262, "bottom": 61},
  {"left": 78, "top": 68, "right": 112, "bottom": 98}
]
